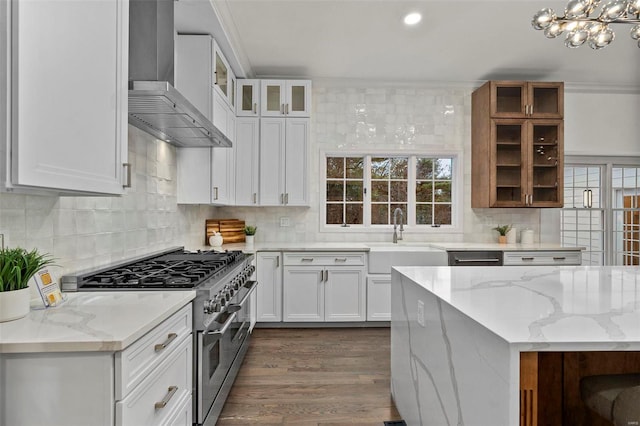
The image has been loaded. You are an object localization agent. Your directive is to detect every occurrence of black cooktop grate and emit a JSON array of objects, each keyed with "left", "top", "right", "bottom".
[{"left": 79, "top": 250, "right": 245, "bottom": 289}]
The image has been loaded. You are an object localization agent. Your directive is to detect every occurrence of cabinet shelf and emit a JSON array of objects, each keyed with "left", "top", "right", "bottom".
[
  {"left": 497, "top": 184, "right": 522, "bottom": 188},
  {"left": 497, "top": 141, "right": 522, "bottom": 146},
  {"left": 533, "top": 164, "right": 557, "bottom": 168},
  {"left": 497, "top": 163, "right": 521, "bottom": 167}
]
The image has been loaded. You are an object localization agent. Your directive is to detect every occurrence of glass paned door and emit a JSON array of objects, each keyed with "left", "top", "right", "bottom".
[
  {"left": 561, "top": 166, "right": 605, "bottom": 265},
  {"left": 612, "top": 166, "right": 640, "bottom": 265}
]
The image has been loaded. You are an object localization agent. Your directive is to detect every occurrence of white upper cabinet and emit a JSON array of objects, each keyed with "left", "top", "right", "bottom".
[
  {"left": 236, "top": 79, "right": 260, "bottom": 117},
  {"left": 260, "top": 80, "right": 311, "bottom": 117},
  {"left": 234, "top": 118, "right": 259, "bottom": 205},
  {"left": 213, "top": 41, "right": 234, "bottom": 107},
  {"left": 175, "top": 34, "right": 213, "bottom": 120},
  {"left": 176, "top": 146, "right": 233, "bottom": 205},
  {"left": 259, "top": 118, "right": 309, "bottom": 206},
  {"left": 1, "top": 0, "right": 129, "bottom": 195}
]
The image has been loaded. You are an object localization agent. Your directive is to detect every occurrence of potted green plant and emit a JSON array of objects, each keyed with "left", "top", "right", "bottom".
[
  {"left": 0, "top": 247, "right": 54, "bottom": 322},
  {"left": 244, "top": 226, "right": 257, "bottom": 246},
  {"left": 493, "top": 224, "right": 512, "bottom": 244}
]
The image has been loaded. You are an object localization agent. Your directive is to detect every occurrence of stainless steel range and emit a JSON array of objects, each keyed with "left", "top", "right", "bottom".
[{"left": 61, "top": 247, "right": 257, "bottom": 426}]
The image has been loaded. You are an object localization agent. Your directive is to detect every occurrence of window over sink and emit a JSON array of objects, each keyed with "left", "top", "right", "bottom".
[{"left": 321, "top": 152, "right": 461, "bottom": 232}]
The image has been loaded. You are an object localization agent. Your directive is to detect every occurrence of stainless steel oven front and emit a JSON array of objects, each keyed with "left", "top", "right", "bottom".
[{"left": 196, "top": 280, "right": 257, "bottom": 425}]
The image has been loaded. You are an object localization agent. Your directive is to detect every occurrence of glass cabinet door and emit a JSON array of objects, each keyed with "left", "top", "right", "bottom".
[
  {"left": 285, "top": 80, "right": 311, "bottom": 117},
  {"left": 492, "top": 120, "right": 527, "bottom": 206},
  {"left": 237, "top": 79, "right": 260, "bottom": 116},
  {"left": 261, "top": 80, "right": 286, "bottom": 116},
  {"left": 529, "top": 121, "right": 564, "bottom": 207},
  {"left": 491, "top": 82, "right": 526, "bottom": 118},
  {"left": 528, "top": 82, "right": 563, "bottom": 118},
  {"left": 214, "top": 51, "right": 228, "bottom": 98}
]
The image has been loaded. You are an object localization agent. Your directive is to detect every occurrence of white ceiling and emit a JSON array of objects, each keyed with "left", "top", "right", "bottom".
[{"left": 205, "top": 0, "right": 640, "bottom": 90}]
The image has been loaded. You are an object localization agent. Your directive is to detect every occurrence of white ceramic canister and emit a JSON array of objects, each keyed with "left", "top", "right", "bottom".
[
  {"left": 209, "top": 232, "right": 224, "bottom": 247},
  {"left": 521, "top": 229, "right": 534, "bottom": 245},
  {"left": 506, "top": 227, "right": 517, "bottom": 244}
]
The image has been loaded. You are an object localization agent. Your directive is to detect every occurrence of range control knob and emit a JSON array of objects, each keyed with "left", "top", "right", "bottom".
[{"left": 203, "top": 299, "right": 215, "bottom": 314}]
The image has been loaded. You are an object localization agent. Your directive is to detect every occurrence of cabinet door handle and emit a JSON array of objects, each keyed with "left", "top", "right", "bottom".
[
  {"left": 154, "top": 332, "right": 178, "bottom": 352},
  {"left": 276, "top": 256, "right": 279, "bottom": 268},
  {"left": 285, "top": 103, "right": 289, "bottom": 115},
  {"left": 281, "top": 103, "right": 285, "bottom": 114},
  {"left": 324, "top": 270, "right": 328, "bottom": 282},
  {"left": 335, "top": 257, "right": 347, "bottom": 262},
  {"left": 529, "top": 104, "right": 533, "bottom": 115},
  {"left": 122, "top": 163, "right": 132, "bottom": 188},
  {"left": 154, "top": 386, "right": 178, "bottom": 409},
  {"left": 301, "top": 257, "right": 314, "bottom": 262},
  {"left": 280, "top": 193, "right": 284, "bottom": 204},
  {"left": 253, "top": 193, "right": 257, "bottom": 204},
  {"left": 213, "top": 187, "right": 219, "bottom": 200},
  {"left": 553, "top": 256, "right": 566, "bottom": 261},
  {"left": 253, "top": 103, "right": 257, "bottom": 114},
  {"left": 285, "top": 193, "right": 289, "bottom": 204},
  {"left": 529, "top": 194, "right": 534, "bottom": 205},
  {"left": 521, "top": 257, "right": 535, "bottom": 261}
]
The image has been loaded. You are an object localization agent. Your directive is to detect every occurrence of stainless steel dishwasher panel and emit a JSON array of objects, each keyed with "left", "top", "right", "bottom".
[{"left": 447, "top": 251, "right": 503, "bottom": 266}]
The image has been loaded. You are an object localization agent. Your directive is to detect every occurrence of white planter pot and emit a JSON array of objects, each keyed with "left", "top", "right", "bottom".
[
  {"left": 245, "top": 235, "right": 254, "bottom": 246},
  {"left": 0, "top": 287, "right": 31, "bottom": 322}
]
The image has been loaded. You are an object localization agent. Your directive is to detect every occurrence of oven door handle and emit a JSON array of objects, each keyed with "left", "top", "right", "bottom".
[
  {"left": 204, "top": 311, "right": 237, "bottom": 336},
  {"left": 233, "top": 280, "right": 259, "bottom": 308}
]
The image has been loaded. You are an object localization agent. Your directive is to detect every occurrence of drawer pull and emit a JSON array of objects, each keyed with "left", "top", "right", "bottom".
[
  {"left": 154, "top": 386, "right": 178, "bottom": 409},
  {"left": 521, "top": 257, "right": 535, "bottom": 261},
  {"left": 154, "top": 333, "right": 178, "bottom": 352},
  {"left": 553, "top": 257, "right": 566, "bottom": 261},
  {"left": 301, "top": 258, "right": 314, "bottom": 262},
  {"left": 335, "top": 257, "right": 347, "bottom": 262}
]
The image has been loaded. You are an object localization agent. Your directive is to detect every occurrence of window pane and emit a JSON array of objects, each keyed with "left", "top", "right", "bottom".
[
  {"left": 416, "top": 182, "right": 433, "bottom": 202},
  {"left": 434, "top": 181, "right": 452, "bottom": 202},
  {"left": 390, "top": 181, "right": 407, "bottom": 202},
  {"left": 390, "top": 158, "right": 408, "bottom": 179},
  {"left": 416, "top": 158, "right": 433, "bottom": 180},
  {"left": 346, "top": 182, "right": 363, "bottom": 201},
  {"left": 435, "top": 159, "right": 452, "bottom": 179},
  {"left": 371, "top": 204, "right": 388, "bottom": 224},
  {"left": 326, "top": 157, "right": 344, "bottom": 179},
  {"left": 371, "top": 158, "right": 389, "bottom": 179},
  {"left": 346, "top": 158, "right": 363, "bottom": 178},
  {"left": 346, "top": 204, "right": 363, "bottom": 224},
  {"left": 326, "top": 204, "right": 343, "bottom": 224},
  {"left": 416, "top": 204, "right": 432, "bottom": 225},
  {"left": 434, "top": 204, "right": 452, "bottom": 225},
  {"left": 371, "top": 181, "right": 388, "bottom": 202},
  {"left": 326, "top": 181, "right": 344, "bottom": 202}
]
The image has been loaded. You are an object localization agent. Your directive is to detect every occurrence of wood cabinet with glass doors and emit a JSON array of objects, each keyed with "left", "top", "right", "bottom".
[{"left": 472, "top": 81, "right": 564, "bottom": 208}]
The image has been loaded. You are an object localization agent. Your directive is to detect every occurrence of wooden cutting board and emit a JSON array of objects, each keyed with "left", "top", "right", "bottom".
[{"left": 205, "top": 219, "right": 245, "bottom": 245}]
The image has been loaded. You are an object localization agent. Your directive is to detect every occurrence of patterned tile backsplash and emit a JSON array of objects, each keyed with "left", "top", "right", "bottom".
[{"left": 0, "top": 84, "right": 543, "bottom": 274}]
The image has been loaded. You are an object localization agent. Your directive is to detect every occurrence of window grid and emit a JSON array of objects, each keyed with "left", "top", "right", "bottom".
[
  {"left": 323, "top": 154, "right": 457, "bottom": 229},
  {"left": 612, "top": 166, "right": 640, "bottom": 266}
]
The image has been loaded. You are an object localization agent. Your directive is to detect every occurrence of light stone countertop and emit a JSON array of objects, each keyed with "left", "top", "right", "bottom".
[
  {"left": 394, "top": 265, "right": 640, "bottom": 349},
  {"left": 0, "top": 291, "right": 195, "bottom": 354},
  {"left": 201, "top": 241, "right": 583, "bottom": 253}
]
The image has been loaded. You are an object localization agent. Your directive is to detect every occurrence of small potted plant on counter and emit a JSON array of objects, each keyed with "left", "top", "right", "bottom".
[
  {"left": 493, "top": 224, "right": 512, "bottom": 244},
  {"left": 244, "top": 225, "right": 257, "bottom": 247},
  {"left": 0, "top": 247, "right": 54, "bottom": 322}
]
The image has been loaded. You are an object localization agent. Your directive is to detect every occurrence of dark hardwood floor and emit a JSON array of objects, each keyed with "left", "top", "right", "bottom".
[{"left": 217, "top": 327, "right": 402, "bottom": 425}]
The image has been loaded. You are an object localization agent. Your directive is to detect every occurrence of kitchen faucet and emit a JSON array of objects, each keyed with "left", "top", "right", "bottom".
[{"left": 392, "top": 208, "right": 404, "bottom": 243}]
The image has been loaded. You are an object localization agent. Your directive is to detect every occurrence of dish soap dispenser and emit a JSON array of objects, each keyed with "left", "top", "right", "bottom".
[{"left": 209, "top": 232, "right": 223, "bottom": 248}]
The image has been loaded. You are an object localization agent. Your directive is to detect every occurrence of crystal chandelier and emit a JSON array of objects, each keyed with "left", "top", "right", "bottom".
[{"left": 532, "top": 0, "right": 640, "bottom": 49}]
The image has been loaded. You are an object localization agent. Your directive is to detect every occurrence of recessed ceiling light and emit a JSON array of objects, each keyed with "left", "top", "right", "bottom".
[{"left": 403, "top": 12, "right": 422, "bottom": 26}]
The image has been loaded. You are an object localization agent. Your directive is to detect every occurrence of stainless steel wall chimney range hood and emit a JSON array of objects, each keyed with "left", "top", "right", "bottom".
[{"left": 128, "top": 0, "right": 231, "bottom": 148}]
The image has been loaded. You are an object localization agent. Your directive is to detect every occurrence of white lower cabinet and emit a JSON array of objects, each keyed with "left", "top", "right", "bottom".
[
  {"left": 282, "top": 252, "right": 366, "bottom": 322},
  {"left": 366, "top": 274, "right": 392, "bottom": 321},
  {"left": 503, "top": 250, "right": 582, "bottom": 266},
  {"left": 256, "top": 251, "right": 282, "bottom": 322},
  {"left": 0, "top": 304, "right": 193, "bottom": 426}
]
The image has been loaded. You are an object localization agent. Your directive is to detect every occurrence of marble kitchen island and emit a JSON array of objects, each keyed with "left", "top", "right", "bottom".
[{"left": 391, "top": 266, "right": 640, "bottom": 426}]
